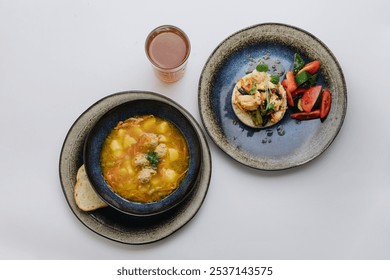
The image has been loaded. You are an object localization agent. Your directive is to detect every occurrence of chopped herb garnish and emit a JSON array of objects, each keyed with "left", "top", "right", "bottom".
[
  {"left": 146, "top": 151, "right": 159, "bottom": 167},
  {"left": 264, "top": 103, "right": 275, "bottom": 114},
  {"left": 270, "top": 75, "right": 279, "bottom": 84},
  {"left": 301, "top": 73, "right": 318, "bottom": 88},
  {"left": 256, "top": 63, "right": 268, "bottom": 72},
  {"left": 293, "top": 53, "right": 305, "bottom": 74},
  {"left": 248, "top": 82, "right": 257, "bottom": 95}
]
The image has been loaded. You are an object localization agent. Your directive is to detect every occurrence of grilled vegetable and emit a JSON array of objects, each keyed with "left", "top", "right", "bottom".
[{"left": 293, "top": 53, "right": 305, "bottom": 74}]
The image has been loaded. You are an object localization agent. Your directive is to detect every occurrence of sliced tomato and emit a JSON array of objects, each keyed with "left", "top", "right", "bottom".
[
  {"left": 301, "top": 85, "right": 322, "bottom": 113},
  {"left": 290, "top": 110, "right": 320, "bottom": 120},
  {"left": 297, "top": 60, "right": 321, "bottom": 75},
  {"left": 286, "top": 89, "right": 294, "bottom": 107},
  {"left": 286, "top": 71, "right": 297, "bottom": 93},
  {"left": 291, "top": 87, "right": 307, "bottom": 97},
  {"left": 320, "top": 89, "right": 332, "bottom": 119},
  {"left": 281, "top": 79, "right": 288, "bottom": 90}
]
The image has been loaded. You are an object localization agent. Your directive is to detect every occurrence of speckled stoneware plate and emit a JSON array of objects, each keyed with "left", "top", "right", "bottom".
[
  {"left": 59, "top": 91, "right": 211, "bottom": 245},
  {"left": 198, "top": 23, "right": 347, "bottom": 170}
]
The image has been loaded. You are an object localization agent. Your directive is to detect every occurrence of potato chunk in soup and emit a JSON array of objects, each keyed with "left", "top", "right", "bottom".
[{"left": 100, "top": 115, "right": 189, "bottom": 203}]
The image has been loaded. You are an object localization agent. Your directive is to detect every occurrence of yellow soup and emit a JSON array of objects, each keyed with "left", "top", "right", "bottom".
[{"left": 100, "top": 115, "right": 189, "bottom": 203}]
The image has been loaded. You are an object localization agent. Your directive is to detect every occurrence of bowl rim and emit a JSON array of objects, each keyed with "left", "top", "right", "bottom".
[{"left": 83, "top": 92, "right": 202, "bottom": 216}]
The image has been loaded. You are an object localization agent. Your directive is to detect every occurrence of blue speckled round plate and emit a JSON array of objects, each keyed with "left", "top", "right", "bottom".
[
  {"left": 59, "top": 91, "right": 211, "bottom": 244},
  {"left": 198, "top": 23, "right": 347, "bottom": 170}
]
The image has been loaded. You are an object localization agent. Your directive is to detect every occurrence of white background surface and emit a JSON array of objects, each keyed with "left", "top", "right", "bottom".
[{"left": 1, "top": 0, "right": 389, "bottom": 260}]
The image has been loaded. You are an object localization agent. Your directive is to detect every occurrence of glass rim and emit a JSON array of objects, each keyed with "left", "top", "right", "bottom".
[{"left": 145, "top": 25, "right": 191, "bottom": 70}]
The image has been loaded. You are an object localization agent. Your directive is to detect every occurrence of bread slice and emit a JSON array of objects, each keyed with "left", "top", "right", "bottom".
[{"left": 74, "top": 164, "right": 107, "bottom": 211}]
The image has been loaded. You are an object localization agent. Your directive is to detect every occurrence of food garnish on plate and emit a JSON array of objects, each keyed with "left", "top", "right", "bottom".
[
  {"left": 282, "top": 53, "right": 332, "bottom": 121},
  {"left": 231, "top": 64, "right": 287, "bottom": 128}
]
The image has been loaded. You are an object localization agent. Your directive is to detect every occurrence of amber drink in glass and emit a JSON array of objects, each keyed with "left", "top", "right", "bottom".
[{"left": 145, "top": 25, "right": 191, "bottom": 83}]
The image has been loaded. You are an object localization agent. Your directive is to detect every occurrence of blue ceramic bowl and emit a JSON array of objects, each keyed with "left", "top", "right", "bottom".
[{"left": 83, "top": 92, "right": 202, "bottom": 216}]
